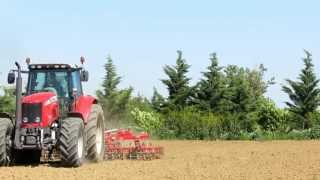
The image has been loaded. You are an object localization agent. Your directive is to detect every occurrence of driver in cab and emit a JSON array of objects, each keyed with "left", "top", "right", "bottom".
[{"left": 44, "top": 72, "right": 66, "bottom": 97}]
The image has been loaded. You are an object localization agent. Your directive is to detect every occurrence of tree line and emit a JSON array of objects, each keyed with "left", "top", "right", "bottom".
[
  {"left": 96, "top": 50, "right": 320, "bottom": 140},
  {"left": 0, "top": 50, "right": 319, "bottom": 140}
]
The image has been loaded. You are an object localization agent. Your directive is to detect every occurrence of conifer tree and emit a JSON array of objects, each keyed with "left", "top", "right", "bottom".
[
  {"left": 101, "top": 55, "right": 121, "bottom": 98},
  {"left": 282, "top": 50, "right": 320, "bottom": 129},
  {"left": 195, "top": 53, "right": 225, "bottom": 112},
  {"left": 161, "top": 50, "right": 192, "bottom": 109},
  {"left": 151, "top": 88, "right": 165, "bottom": 112},
  {"left": 97, "top": 56, "right": 132, "bottom": 117}
]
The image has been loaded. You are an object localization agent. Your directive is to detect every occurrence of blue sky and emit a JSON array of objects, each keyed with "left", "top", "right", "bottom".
[{"left": 0, "top": 0, "right": 320, "bottom": 107}]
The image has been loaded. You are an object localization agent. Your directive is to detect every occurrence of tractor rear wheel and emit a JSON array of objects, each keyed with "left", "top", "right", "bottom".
[
  {"left": 85, "top": 104, "right": 105, "bottom": 162},
  {"left": 59, "top": 118, "right": 85, "bottom": 167},
  {"left": 0, "top": 118, "right": 13, "bottom": 166}
]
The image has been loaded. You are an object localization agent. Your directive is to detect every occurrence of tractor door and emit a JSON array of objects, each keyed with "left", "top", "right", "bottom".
[{"left": 71, "top": 70, "right": 83, "bottom": 97}]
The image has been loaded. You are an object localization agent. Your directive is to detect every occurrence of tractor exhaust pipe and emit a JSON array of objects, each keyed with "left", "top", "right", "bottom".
[{"left": 14, "top": 62, "right": 22, "bottom": 149}]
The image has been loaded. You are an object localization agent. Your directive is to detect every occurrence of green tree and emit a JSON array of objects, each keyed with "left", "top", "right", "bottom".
[
  {"left": 96, "top": 56, "right": 132, "bottom": 120},
  {"left": 195, "top": 53, "right": 225, "bottom": 112},
  {"left": 100, "top": 55, "right": 121, "bottom": 98},
  {"left": 220, "top": 64, "right": 273, "bottom": 132},
  {"left": 255, "top": 98, "right": 282, "bottom": 131},
  {"left": 0, "top": 86, "right": 15, "bottom": 114},
  {"left": 222, "top": 65, "right": 254, "bottom": 114},
  {"left": 222, "top": 66, "right": 255, "bottom": 131},
  {"left": 282, "top": 50, "right": 320, "bottom": 129},
  {"left": 151, "top": 88, "right": 165, "bottom": 112},
  {"left": 161, "top": 50, "right": 193, "bottom": 110},
  {"left": 247, "top": 64, "right": 275, "bottom": 98},
  {"left": 113, "top": 88, "right": 133, "bottom": 113}
]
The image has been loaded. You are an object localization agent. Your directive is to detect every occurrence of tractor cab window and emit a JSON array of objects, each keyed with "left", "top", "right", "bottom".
[
  {"left": 31, "top": 72, "right": 46, "bottom": 91},
  {"left": 71, "top": 71, "right": 83, "bottom": 96},
  {"left": 28, "top": 70, "right": 70, "bottom": 98}
]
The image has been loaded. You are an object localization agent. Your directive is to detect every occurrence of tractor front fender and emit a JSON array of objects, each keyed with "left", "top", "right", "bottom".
[{"left": 71, "top": 95, "right": 98, "bottom": 124}]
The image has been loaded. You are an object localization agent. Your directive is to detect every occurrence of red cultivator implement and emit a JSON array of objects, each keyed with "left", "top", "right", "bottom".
[{"left": 104, "top": 129, "right": 164, "bottom": 160}]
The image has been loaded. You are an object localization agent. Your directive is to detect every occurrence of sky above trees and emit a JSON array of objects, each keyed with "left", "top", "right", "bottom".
[{"left": 0, "top": 0, "right": 319, "bottom": 107}]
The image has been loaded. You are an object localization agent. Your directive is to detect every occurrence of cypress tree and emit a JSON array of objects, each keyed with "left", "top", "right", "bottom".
[
  {"left": 195, "top": 53, "right": 225, "bottom": 112},
  {"left": 101, "top": 55, "right": 121, "bottom": 98},
  {"left": 282, "top": 50, "right": 320, "bottom": 129},
  {"left": 161, "top": 50, "right": 192, "bottom": 109},
  {"left": 96, "top": 55, "right": 132, "bottom": 117}
]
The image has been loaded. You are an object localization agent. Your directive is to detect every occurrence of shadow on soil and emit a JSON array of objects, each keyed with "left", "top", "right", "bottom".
[{"left": 9, "top": 161, "right": 72, "bottom": 168}]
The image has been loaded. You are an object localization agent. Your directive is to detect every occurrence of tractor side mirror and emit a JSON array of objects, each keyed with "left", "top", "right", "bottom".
[
  {"left": 80, "top": 70, "right": 89, "bottom": 82},
  {"left": 7, "top": 72, "right": 15, "bottom": 84}
]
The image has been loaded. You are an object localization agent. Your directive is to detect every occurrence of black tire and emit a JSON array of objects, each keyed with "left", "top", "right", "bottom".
[
  {"left": 0, "top": 118, "right": 13, "bottom": 166},
  {"left": 85, "top": 104, "right": 105, "bottom": 162},
  {"left": 59, "top": 118, "right": 85, "bottom": 167}
]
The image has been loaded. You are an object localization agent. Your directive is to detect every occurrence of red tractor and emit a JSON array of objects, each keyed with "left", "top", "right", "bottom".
[{"left": 0, "top": 58, "right": 105, "bottom": 167}]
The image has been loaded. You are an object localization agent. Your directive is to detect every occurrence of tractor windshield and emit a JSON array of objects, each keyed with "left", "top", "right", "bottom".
[{"left": 27, "top": 70, "right": 70, "bottom": 98}]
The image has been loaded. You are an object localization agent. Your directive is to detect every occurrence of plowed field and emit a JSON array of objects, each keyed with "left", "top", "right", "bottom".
[{"left": 1, "top": 140, "right": 320, "bottom": 180}]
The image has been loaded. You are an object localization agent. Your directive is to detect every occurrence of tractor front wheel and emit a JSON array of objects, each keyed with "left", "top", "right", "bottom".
[
  {"left": 59, "top": 117, "right": 85, "bottom": 167},
  {"left": 0, "top": 118, "right": 13, "bottom": 166},
  {"left": 85, "top": 104, "right": 105, "bottom": 162}
]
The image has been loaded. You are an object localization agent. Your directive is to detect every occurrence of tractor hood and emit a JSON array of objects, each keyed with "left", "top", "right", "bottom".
[
  {"left": 22, "top": 92, "right": 57, "bottom": 104},
  {"left": 21, "top": 92, "right": 59, "bottom": 128}
]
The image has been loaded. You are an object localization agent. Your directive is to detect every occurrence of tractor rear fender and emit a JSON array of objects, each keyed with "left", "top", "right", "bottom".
[{"left": 69, "top": 95, "right": 98, "bottom": 124}]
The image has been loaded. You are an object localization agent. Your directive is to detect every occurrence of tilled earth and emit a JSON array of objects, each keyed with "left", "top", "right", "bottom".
[{"left": 1, "top": 140, "right": 320, "bottom": 180}]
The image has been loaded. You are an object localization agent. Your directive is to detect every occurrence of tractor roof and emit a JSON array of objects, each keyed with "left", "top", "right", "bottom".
[{"left": 28, "top": 64, "right": 82, "bottom": 70}]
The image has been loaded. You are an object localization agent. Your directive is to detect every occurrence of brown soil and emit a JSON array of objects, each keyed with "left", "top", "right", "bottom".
[{"left": 1, "top": 140, "right": 320, "bottom": 180}]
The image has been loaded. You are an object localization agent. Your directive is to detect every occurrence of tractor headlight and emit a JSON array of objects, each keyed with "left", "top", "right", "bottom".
[
  {"left": 35, "top": 117, "right": 41, "bottom": 123},
  {"left": 23, "top": 117, "right": 28, "bottom": 123}
]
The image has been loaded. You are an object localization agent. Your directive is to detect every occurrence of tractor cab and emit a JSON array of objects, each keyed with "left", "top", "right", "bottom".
[
  {"left": 26, "top": 64, "right": 88, "bottom": 115},
  {"left": 27, "top": 64, "right": 88, "bottom": 97},
  {"left": 7, "top": 61, "right": 89, "bottom": 121}
]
